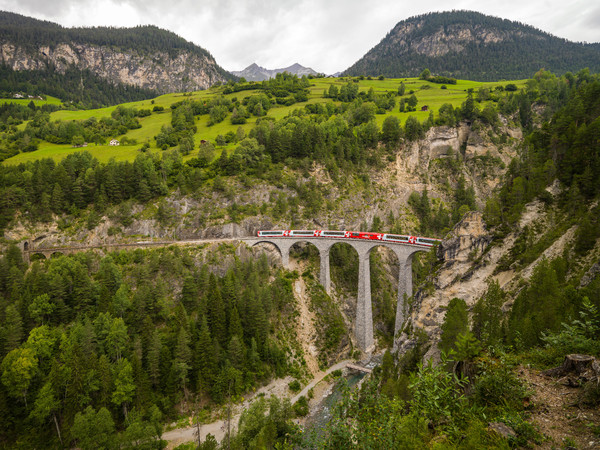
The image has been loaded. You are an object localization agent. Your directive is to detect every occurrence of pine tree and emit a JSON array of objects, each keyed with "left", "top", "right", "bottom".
[
  {"left": 227, "top": 336, "right": 245, "bottom": 371},
  {"left": 3, "top": 304, "right": 23, "bottom": 354},
  {"left": 472, "top": 281, "right": 505, "bottom": 347},
  {"left": 228, "top": 306, "right": 243, "bottom": 340},
  {"left": 173, "top": 326, "right": 192, "bottom": 396},
  {"left": 439, "top": 298, "right": 468, "bottom": 354},
  {"left": 207, "top": 274, "right": 226, "bottom": 348},
  {"left": 147, "top": 329, "right": 161, "bottom": 388},
  {"left": 196, "top": 316, "right": 216, "bottom": 393}
]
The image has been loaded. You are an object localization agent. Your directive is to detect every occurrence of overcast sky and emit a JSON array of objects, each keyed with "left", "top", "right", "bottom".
[{"left": 1, "top": 0, "right": 598, "bottom": 74}]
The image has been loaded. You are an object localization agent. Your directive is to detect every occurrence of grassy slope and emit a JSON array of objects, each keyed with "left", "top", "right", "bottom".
[
  {"left": 0, "top": 95, "right": 62, "bottom": 107},
  {"left": 3, "top": 77, "right": 526, "bottom": 166}
]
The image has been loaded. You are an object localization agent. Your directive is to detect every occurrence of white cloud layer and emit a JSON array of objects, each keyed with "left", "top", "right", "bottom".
[{"left": 0, "top": 0, "right": 598, "bottom": 74}]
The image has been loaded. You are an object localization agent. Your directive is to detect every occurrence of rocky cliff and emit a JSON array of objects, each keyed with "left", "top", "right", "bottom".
[
  {"left": 0, "top": 11, "right": 232, "bottom": 93},
  {"left": 0, "top": 41, "right": 229, "bottom": 93},
  {"left": 4, "top": 120, "right": 517, "bottom": 248},
  {"left": 396, "top": 184, "right": 594, "bottom": 362}
]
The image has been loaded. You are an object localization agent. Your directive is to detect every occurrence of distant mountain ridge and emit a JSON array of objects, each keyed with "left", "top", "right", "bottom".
[
  {"left": 0, "top": 10, "right": 233, "bottom": 95},
  {"left": 231, "top": 62, "right": 318, "bottom": 81},
  {"left": 344, "top": 10, "right": 600, "bottom": 81}
]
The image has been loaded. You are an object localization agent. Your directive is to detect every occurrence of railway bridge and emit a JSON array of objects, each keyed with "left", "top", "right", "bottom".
[
  {"left": 21, "top": 232, "right": 435, "bottom": 352},
  {"left": 242, "top": 234, "right": 432, "bottom": 352}
]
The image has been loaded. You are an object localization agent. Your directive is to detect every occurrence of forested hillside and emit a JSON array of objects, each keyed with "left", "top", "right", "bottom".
[
  {"left": 0, "top": 11, "right": 215, "bottom": 58},
  {"left": 0, "top": 67, "right": 599, "bottom": 447},
  {"left": 0, "top": 11, "right": 233, "bottom": 103},
  {"left": 0, "top": 65, "right": 158, "bottom": 108},
  {"left": 309, "top": 69, "right": 600, "bottom": 448},
  {"left": 344, "top": 11, "right": 600, "bottom": 80}
]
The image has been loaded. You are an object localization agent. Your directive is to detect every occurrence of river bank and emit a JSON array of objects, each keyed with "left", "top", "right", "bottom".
[{"left": 162, "top": 359, "right": 359, "bottom": 448}]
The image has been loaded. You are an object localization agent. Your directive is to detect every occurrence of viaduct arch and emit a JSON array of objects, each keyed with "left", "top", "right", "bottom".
[{"left": 243, "top": 236, "right": 428, "bottom": 352}]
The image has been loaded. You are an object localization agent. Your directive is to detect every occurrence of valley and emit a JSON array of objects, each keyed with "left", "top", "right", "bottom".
[{"left": 0, "top": 7, "right": 599, "bottom": 450}]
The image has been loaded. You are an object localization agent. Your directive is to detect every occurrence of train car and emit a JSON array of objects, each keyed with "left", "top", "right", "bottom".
[
  {"left": 382, "top": 234, "right": 440, "bottom": 247},
  {"left": 415, "top": 237, "right": 440, "bottom": 247},
  {"left": 382, "top": 234, "right": 411, "bottom": 243},
  {"left": 319, "top": 230, "right": 346, "bottom": 238},
  {"left": 257, "top": 230, "right": 285, "bottom": 237}
]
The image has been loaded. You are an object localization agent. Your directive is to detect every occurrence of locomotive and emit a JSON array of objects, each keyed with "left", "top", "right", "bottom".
[{"left": 256, "top": 230, "right": 440, "bottom": 247}]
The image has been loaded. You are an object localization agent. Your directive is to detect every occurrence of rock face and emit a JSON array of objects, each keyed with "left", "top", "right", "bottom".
[
  {"left": 0, "top": 41, "right": 229, "bottom": 93},
  {"left": 436, "top": 211, "right": 491, "bottom": 266},
  {"left": 395, "top": 211, "right": 493, "bottom": 360},
  {"left": 344, "top": 10, "right": 600, "bottom": 80},
  {"left": 381, "top": 20, "right": 514, "bottom": 59}
]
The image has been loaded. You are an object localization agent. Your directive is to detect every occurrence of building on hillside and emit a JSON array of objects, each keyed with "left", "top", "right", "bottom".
[
  {"left": 109, "top": 139, "right": 120, "bottom": 146},
  {"left": 421, "top": 105, "right": 429, "bottom": 111}
]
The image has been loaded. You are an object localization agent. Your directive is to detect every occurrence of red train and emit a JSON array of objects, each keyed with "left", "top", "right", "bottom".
[{"left": 256, "top": 230, "right": 440, "bottom": 247}]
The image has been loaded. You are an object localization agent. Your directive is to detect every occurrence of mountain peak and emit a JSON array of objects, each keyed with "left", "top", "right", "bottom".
[
  {"left": 344, "top": 10, "right": 600, "bottom": 81},
  {"left": 231, "top": 62, "right": 317, "bottom": 81}
]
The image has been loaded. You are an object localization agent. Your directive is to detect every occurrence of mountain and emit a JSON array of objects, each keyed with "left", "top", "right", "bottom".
[
  {"left": 344, "top": 10, "right": 600, "bottom": 81},
  {"left": 0, "top": 10, "right": 233, "bottom": 96},
  {"left": 231, "top": 62, "right": 318, "bottom": 81}
]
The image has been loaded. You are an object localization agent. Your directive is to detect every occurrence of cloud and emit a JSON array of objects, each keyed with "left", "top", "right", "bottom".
[{"left": 0, "top": 0, "right": 598, "bottom": 74}]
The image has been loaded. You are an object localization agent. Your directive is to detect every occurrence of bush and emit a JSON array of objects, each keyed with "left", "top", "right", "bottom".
[
  {"left": 288, "top": 380, "right": 301, "bottom": 393},
  {"left": 409, "top": 355, "right": 467, "bottom": 426},
  {"left": 473, "top": 355, "right": 528, "bottom": 410},
  {"left": 535, "top": 297, "right": 600, "bottom": 365},
  {"left": 293, "top": 396, "right": 309, "bottom": 417}
]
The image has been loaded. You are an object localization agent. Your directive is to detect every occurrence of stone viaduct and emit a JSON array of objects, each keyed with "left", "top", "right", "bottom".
[
  {"left": 242, "top": 236, "right": 429, "bottom": 352},
  {"left": 21, "top": 235, "right": 430, "bottom": 352}
]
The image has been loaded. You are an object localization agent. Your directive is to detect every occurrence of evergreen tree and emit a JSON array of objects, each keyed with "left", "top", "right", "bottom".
[
  {"left": 472, "top": 281, "right": 505, "bottom": 347},
  {"left": 439, "top": 298, "right": 468, "bottom": 354},
  {"left": 196, "top": 316, "right": 216, "bottom": 392}
]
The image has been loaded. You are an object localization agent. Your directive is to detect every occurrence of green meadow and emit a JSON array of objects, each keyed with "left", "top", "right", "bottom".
[
  {"left": 3, "top": 77, "right": 526, "bottom": 166},
  {"left": 0, "top": 95, "right": 63, "bottom": 107}
]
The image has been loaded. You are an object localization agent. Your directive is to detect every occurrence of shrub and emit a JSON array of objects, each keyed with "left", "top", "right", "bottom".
[
  {"left": 409, "top": 355, "right": 467, "bottom": 426},
  {"left": 293, "top": 396, "right": 309, "bottom": 417},
  {"left": 473, "top": 355, "right": 528, "bottom": 410},
  {"left": 288, "top": 380, "right": 301, "bottom": 393}
]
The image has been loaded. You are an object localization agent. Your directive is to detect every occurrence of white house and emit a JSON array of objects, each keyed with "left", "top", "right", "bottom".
[{"left": 109, "top": 139, "right": 120, "bottom": 146}]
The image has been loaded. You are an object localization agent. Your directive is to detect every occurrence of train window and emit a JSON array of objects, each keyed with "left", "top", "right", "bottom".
[
  {"left": 385, "top": 234, "right": 408, "bottom": 241},
  {"left": 352, "top": 233, "right": 359, "bottom": 237},
  {"left": 418, "top": 238, "right": 437, "bottom": 245},
  {"left": 323, "top": 231, "right": 345, "bottom": 236},
  {"left": 292, "top": 230, "right": 313, "bottom": 235},
  {"left": 260, "top": 231, "right": 283, "bottom": 235}
]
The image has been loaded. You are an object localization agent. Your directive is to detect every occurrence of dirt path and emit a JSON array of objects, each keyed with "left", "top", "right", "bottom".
[
  {"left": 162, "top": 360, "right": 355, "bottom": 448},
  {"left": 162, "top": 374, "right": 292, "bottom": 448},
  {"left": 520, "top": 366, "right": 600, "bottom": 449}
]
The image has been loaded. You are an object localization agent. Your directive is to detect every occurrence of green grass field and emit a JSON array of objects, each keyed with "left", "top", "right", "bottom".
[
  {"left": 0, "top": 95, "right": 62, "bottom": 107},
  {"left": 3, "top": 77, "right": 527, "bottom": 166}
]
